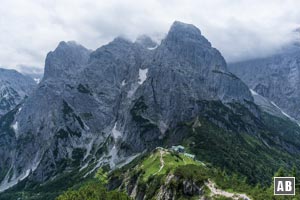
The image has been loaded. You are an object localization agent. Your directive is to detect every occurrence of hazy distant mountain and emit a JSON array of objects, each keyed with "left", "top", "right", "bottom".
[
  {"left": 229, "top": 44, "right": 300, "bottom": 122},
  {"left": 0, "top": 68, "right": 36, "bottom": 117}
]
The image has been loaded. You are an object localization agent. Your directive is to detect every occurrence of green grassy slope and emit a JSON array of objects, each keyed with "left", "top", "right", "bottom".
[{"left": 108, "top": 148, "right": 300, "bottom": 199}]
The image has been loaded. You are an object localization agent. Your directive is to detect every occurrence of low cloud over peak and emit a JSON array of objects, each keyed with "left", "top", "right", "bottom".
[{"left": 1, "top": 0, "right": 300, "bottom": 71}]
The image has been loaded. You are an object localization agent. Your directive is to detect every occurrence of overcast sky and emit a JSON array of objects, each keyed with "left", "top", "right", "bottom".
[{"left": 1, "top": 0, "right": 300, "bottom": 72}]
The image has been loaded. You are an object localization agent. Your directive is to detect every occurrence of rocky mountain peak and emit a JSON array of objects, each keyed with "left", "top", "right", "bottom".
[
  {"left": 156, "top": 21, "right": 228, "bottom": 77},
  {"left": 0, "top": 21, "right": 258, "bottom": 193},
  {"left": 105, "top": 37, "right": 135, "bottom": 50},
  {"left": 170, "top": 21, "right": 202, "bottom": 34},
  {"left": 57, "top": 41, "right": 81, "bottom": 48},
  {"left": 43, "top": 41, "right": 90, "bottom": 80},
  {"left": 164, "top": 21, "right": 211, "bottom": 47}
]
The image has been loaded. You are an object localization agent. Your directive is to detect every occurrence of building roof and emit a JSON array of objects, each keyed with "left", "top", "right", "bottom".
[
  {"left": 172, "top": 145, "right": 185, "bottom": 149},
  {"left": 184, "top": 153, "right": 195, "bottom": 158}
]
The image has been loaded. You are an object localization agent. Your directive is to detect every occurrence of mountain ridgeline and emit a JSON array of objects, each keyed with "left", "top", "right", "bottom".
[
  {"left": 229, "top": 44, "right": 300, "bottom": 122},
  {"left": 1, "top": 21, "right": 300, "bottom": 199},
  {"left": 0, "top": 68, "right": 36, "bottom": 117}
]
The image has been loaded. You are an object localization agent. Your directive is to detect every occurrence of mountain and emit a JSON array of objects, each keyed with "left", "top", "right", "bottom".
[
  {"left": 1, "top": 21, "right": 300, "bottom": 199},
  {"left": 0, "top": 68, "right": 37, "bottom": 117},
  {"left": 228, "top": 45, "right": 300, "bottom": 122}
]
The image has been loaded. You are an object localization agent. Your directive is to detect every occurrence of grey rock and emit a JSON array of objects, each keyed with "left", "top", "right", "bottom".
[
  {"left": 250, "top": 89, "right": 299, "bottom": 124},
  {"left": 43, "top": 41, "right": 91, "bottom": 81},
  {"left": 0, "top": 68, "right": 36, "bottom": 117},
  {"left": 0, "top": 21, "right": 257, "bottom": 191},
  {"left": 229, "top": 45, "right": 300, "bottom": 121}
]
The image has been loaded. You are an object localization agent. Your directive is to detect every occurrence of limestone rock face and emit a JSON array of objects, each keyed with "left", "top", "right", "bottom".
[{"left": 0, "top": 21, "right": 256, "bottom": 191}]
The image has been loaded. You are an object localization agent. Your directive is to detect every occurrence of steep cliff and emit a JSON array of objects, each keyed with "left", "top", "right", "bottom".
[{"left": 1, "top": 22, "right": 300, "bottom": 198}]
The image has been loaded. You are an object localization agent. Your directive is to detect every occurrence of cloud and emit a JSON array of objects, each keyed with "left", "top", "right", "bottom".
[
  {"left": 17, "top": 65, "right": 44, "bottom": 75},
  {"left": 0, "top": 0, "right": 300, "bottom": 71}
]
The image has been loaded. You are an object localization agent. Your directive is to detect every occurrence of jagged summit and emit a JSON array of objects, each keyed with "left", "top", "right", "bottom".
[
  {"left": 90, "top": 36, "right": 139, "bottom": 64},
  {"left": 57, "top": 41, "right": 83, "bottom": 48},
  {"left": 43, "top": 41, "right": 90, "bottom": 80},
  {"left": 170, "top": 21, "right": 202, "bottom": 34},
  {"left": 110, "top": 36, "right": 132, "bottom": 44},
  {"left": 164, "top": 21, "right": 211, "bottom": 47},
  {"left": 92, "top": 36, "right": 134, "bottom": 56},
  {"left": 54, "top": 41, "right": 91, "bottom": 56},
  {"left": 54, "top": 40, "right": 90, "bottom": 56}
]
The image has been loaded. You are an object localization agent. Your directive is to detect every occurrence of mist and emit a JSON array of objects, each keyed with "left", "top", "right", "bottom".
[{"left": 1, "top": 0, "right": 300, "bottom": 72}]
